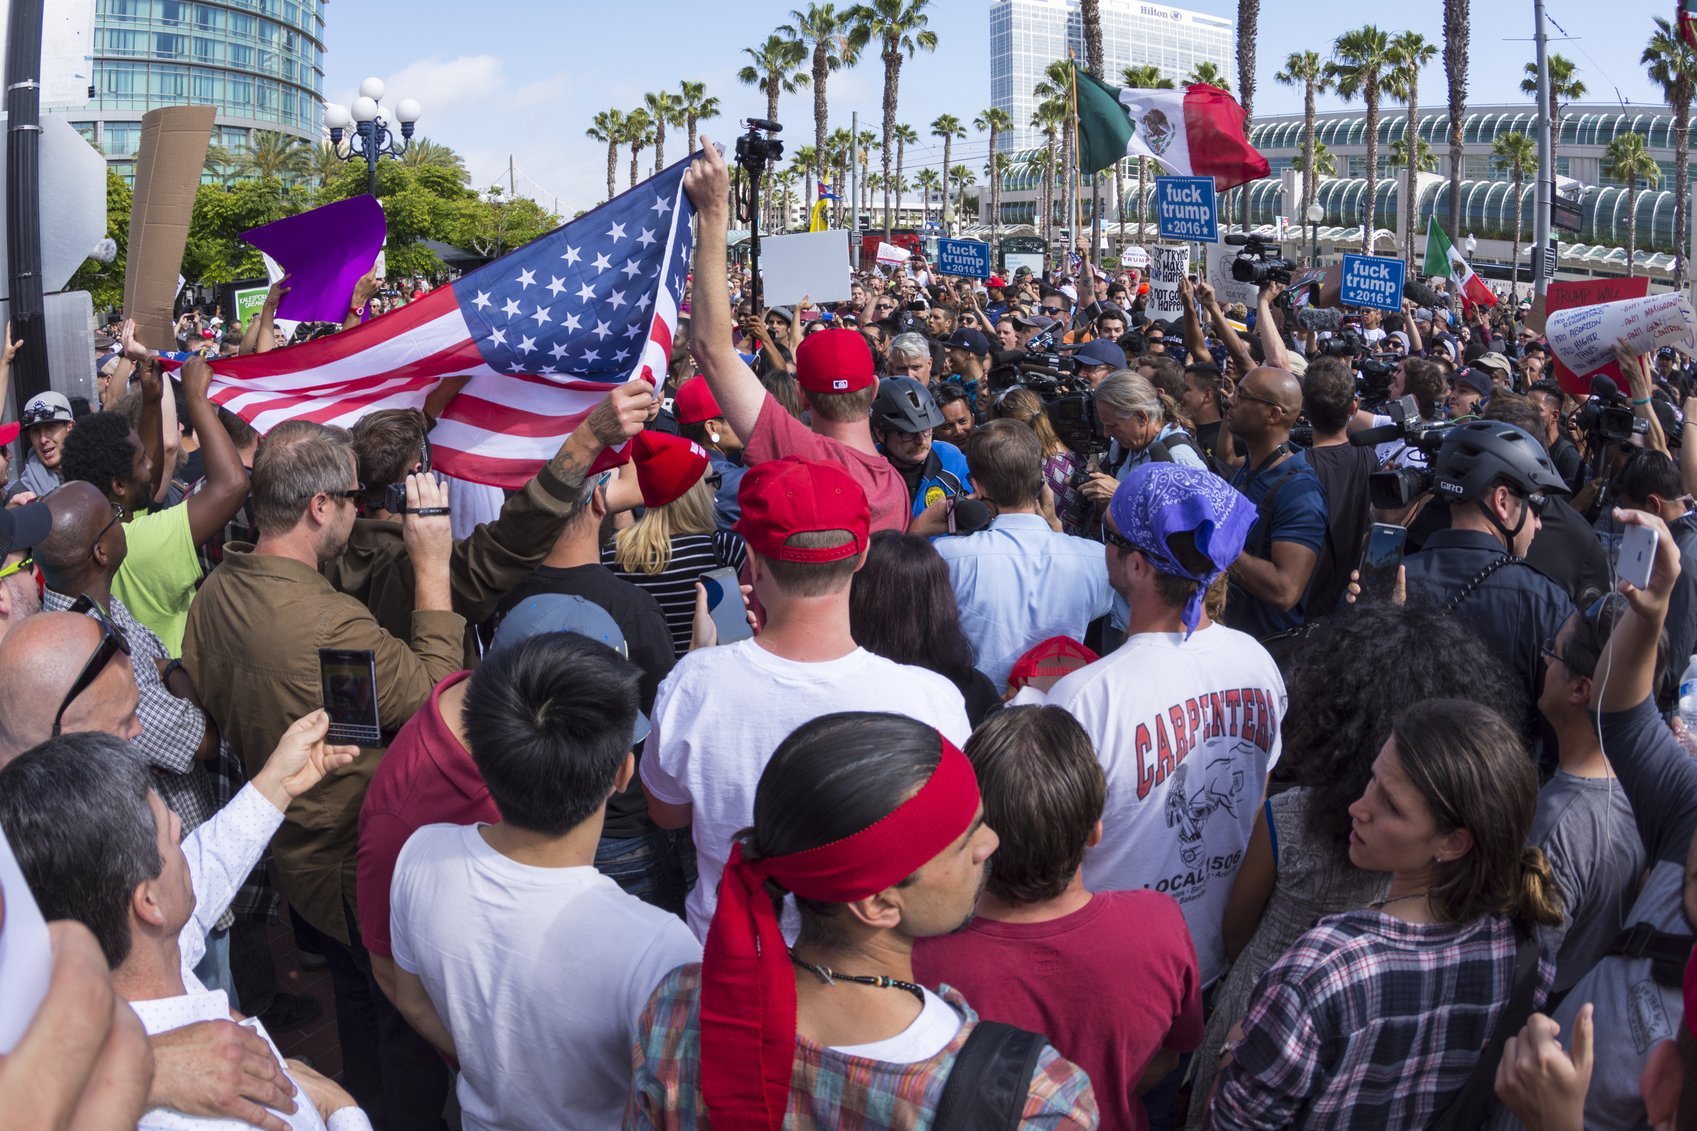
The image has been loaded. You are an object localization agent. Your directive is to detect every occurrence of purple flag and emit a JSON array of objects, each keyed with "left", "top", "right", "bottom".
[{"left": 241, "top": 195, "right": 387, "bottom": 323}]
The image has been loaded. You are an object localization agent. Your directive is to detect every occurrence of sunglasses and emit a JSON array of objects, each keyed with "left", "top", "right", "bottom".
[
  {"left": 309, "top": 483, "right": 366, "bottom": 502},
  {"left": 1100, "top": 521, "right": 1142, "bottom": 554},
  {"left": 1042, "top": 306, "right": 1064, "bottom": 315},
  {"left": 1232, "top": 391, "right": 1282, "bottom": 410},
  {"left": 90, "top": 501, "right": 126, "bottom": 556},
  {"left": 53, "top": 594, "right": 132, "bottom": 737},
  {"left": 20, "top": 404, "right": 66, "bottom": 428}
]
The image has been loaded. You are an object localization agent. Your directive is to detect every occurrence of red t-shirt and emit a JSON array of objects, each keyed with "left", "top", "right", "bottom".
[
  {"left": 912, "top": 890, "right": 1204, "bottom": 1131},
  {"left": 745, "top": 392, "right": 910, "bottom": 535},
  {"left": 355, "top": 671, "right": 496, "bottom": 959}
]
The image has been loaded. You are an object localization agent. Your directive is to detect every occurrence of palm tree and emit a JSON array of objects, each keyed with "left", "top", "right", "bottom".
[
  {"left": 234, "top": 130, "right": 310, "bottom": 182},
  {"left": 1326, "top": 25, "right": 1395, "bottom": 253},
  {"left": 1389, "top": 135, "right": 1437, "bottom": 171},
  {"left": 1186, "top": 61, "right": 1230, "bottom": 90},
  {"left": 1603, "top": 132, "right": 1662, "bottom": 275},
  {"left": 309, "top": 141, "right": 342, "bottom": 191},
  {"left": 737, "top": 33, "right": 809, "bottom": 122},
  {"left": 847, "top": 0, "right": 939, "bottom": 240},
  {"left": 889, "top": 122, "right": 918, "bottom": 231},
  {"left": 587, "top": 109, "right": 626, "bottom": 203},
  {"left": 782, "top": 4, "right": 858, "bottom": 202},
  {"left": 1034, "top": 60, "right": 1080, "bottom": 246},
  {"left": 1491, "top": 131, "right": 1535, "bottom": 300},
  {"left": 974, "top": 108, "right": 1013, "bottom": 245},
  {"left": 950, "top": 164, "right": 976, "bottom": 224},
  {"left": 677, "top": 81, "right": 721, "bottom": 150},
  {"left": 1293, "top": 139, "right": 1338, "bottom": 177},
  {"left": 1521, "top": 54, "right": 1586, "bottom": 177},
  {"left": 1443, "top": 0, "right": 1469, "bottom": 239},
  {"left": 643, "top": 89, "right": 684, "bottom": 173},
  {"left": 1646, "top": 17, "right": 1697, "bottom": 289},
  {"left": 203, "top": 143, "right": 236, "bottom": 183},
  {"left": 914, "top": 167, "right": 942, "bottom": 228},
  {"left": 1235, "top": 0, "right": 1260, "bottom": 230},
  {"left": 1122, "top": 65, "right": 1175, "bottom": 241},
  {"left": 857, "top": 128, "right": 880, "bottom": 225},
  {"left": 1275, "top": 52, "right": 1332, "bottom": 232},
  {"left": 1384, "top": 31, "right": 1437, "bottom": 266},
  {"left": 401, "top": 138, "right": 470, "bottom": 183},
  {"left": 1030, "top": 101, "right": 1064, "bottom": 246},
  {"left": 621, "top": 108, "right": 653, "bottom": 191},
  {"left": 930, "top": 113, "right": 966, "bottom": 233},
  {"left": 826, "top": 126, "right": 854, "bottom": 227}
]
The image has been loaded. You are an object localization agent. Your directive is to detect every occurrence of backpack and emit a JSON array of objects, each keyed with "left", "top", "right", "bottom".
[{"left": 933, "top": 1021, "right": 1047, "bottom": 1131}]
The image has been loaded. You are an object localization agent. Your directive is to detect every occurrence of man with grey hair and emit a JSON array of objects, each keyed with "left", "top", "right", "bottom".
[
  {"left": 0, "top": 722, "right": 372, "bottom": 1130},
  {"left": 887, "top": 331, "right": 934, "bottom": 383},
  {"left": 183, "top": 418, "right": 460, "bottom": 1128}
]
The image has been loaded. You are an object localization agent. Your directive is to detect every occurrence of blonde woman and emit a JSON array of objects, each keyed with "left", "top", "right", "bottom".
[{"left": 602, "top": 472, "right": 747, "bottom": 655}]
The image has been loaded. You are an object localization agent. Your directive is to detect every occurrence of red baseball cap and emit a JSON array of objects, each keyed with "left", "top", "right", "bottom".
[
  {"left": 673, "top": 376, "right": 722, "bottom": 425},
  {"left": 794, "top": 328, "right": 875, "bottom": 395},
  {"left": 1006, "top": 636, "right": 1099, "bottom": 690},
  {"left": 734, "top": 456, "right": 869, "bottom": 563},
  {"left": 631, "top": 430, "right": 710, "bottom": 508},
  {"left": 0, "top": 421, "right": 19, "bottom": 447}
]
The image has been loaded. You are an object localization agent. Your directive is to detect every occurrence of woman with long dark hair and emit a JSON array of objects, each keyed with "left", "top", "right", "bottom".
[{"left": 847, "top": 531, "right": 1000, "bottom": 724}]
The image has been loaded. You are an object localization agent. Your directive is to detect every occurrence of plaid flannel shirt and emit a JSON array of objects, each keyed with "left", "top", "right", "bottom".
[
  {"left": 1207, "top": 910, "right": 1552, "bottom": 1130},
  {"left": 625, "top": 965, "right": 1099, "bottom": 1130}
]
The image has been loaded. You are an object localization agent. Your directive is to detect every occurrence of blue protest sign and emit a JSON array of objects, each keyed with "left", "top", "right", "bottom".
[
  {"left": 1154, "top": 176, "right": 1218, "bottom": 242},
  {"left": 1339, "top": 254, "right": 1406, "bottom": 312},
  {"left": 935, "top": 238, "right": 992, "bottom": 279}
]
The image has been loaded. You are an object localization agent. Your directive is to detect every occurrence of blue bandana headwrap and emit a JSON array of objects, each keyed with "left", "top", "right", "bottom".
[{"left": 1108, "top": 464, "right": 1258, "bottom": 637}]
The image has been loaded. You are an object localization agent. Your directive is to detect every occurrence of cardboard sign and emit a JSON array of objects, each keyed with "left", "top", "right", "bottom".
[
  {"left": 1544, "top": 277, "right": 1650, "bottom": 394},
  {"left": 1339, "top": 254, "right": 1406, "bottom": 312},
  {"left": 123, "top": 106, "right": 216, "bottom": 352},
  {"left": 1205, "top": 239, "right": 1258, "bottom": 307},
  {"left": 935, "top": 238, "right": 991, "bottom": 279},
  {"left": 1546, "top": 292, "right": 1697, "bottom": 391},
  {"left": 1155, "top": 176, "right": 1218, "bottom": 242},
  {"left": 1147, "top": 244, "right": 1191, "bottom": 320},
  {"left": 759, "top": 229, "right": 853, "bottom": 306}
]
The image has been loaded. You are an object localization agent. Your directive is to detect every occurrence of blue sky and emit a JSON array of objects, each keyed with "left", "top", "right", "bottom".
[{"left": 323, "top": 0, "right": 1667, "bottom": 214}]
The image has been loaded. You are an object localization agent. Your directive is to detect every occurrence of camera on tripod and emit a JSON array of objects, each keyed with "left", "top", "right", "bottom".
[
  {"left": 1230, "top": 236, "right": 1296, "bottom": 289},
  {"left": 734, "top": 118, "right": 784, "bottom": 175}
]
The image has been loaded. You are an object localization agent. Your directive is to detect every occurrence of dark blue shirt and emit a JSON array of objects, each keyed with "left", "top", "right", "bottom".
[{"left": 1226, "top": 448, "right": 1328, "bottom": 640}]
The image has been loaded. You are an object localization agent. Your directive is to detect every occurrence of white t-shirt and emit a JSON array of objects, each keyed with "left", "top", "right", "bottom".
[
  {"left": 642, "top": 638, "right": 972, "bottom": 938},
  {"left": 389, "top": 824, "right": 701, "bottom": 1131},
  {"left": 830, "top": 987, "right": 962, "bottom": 1062},
  {"left": 1047, "top": 622, "right": 1285, "bottom": 987}
]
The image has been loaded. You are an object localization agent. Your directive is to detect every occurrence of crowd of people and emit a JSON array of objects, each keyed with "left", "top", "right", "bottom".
[{"left": 6, "top": 136, "right": 1697, "bottom": 1131}]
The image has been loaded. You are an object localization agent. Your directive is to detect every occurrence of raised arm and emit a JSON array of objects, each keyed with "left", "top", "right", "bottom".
[
  {"left": 1595, "top": 509, "right": 1679, "bottom": 713},
  {"left": 1618, "top": 340, "right": 1667, "bottom": 456},
  {"left": 1256, "top": 283, "right": 1291, "bottom": 372},
  {"left": 1179, "top": 277, "right": 1209, "bottom": 359},
  {"left": 177, "top": 356, "right": 253, "bottom": 544},
  {"left": 681, "top": 139, "right": 768, "bottom": 442},
  {"left": 1202, "top": 285, "right": 1255, "bottom": 377}
]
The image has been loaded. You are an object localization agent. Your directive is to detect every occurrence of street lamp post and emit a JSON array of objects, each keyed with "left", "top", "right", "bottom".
[
  {"left": 1306, "top": 202, "right": 1324, "bottom": 266},
  {"left": 324, "top": 78, "right": 421, "bottom": 197}
]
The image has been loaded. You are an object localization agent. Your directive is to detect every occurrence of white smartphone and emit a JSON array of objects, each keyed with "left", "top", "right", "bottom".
[{"left": 1618, "top": 524, "right": 1660, "bottom": 591}]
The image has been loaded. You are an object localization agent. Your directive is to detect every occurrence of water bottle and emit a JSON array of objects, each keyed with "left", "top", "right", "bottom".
[{"left": 1679, "top": 654, "right": 1697, "bottom": 735}]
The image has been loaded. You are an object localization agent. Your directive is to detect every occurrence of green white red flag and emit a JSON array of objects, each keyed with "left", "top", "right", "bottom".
[
  {"left": 1423, "top": 219, "right": 1497, "bottom": 310},
  {"left": 1074, "top": 71, "right": 1269, "bottom": 192}
]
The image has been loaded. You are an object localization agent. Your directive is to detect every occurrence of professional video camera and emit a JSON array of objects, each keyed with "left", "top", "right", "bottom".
[
  {"left": 1018, "top": 328, "right": 1076, "bottom": 379},
  {"left": 1573, "top": 375, "right": 1650, "bottom": 449},
  {"left": 734, "top": 118, "right": 784, "bottom": 174},
  {"left": 1320, "top": 330, "right": 1366, "bottom": 358},
  {"left": 1230, "top": 235, "right": 1296, "bottom": 289},
  {"left": 1350, "top": 395, "right": 1456, "bottom": 508}
]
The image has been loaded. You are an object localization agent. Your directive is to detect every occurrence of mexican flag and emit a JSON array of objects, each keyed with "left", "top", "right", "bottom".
[
  {"left": 1424, "top": 219, "right": 1497, "bottom": 309},
  {"left": 1074, "top": 71, "right": 1269, "bottom": 191}
]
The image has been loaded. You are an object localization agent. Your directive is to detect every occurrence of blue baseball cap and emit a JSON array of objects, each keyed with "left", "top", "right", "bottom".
[
  {"left": 1071, "top": 338, "right": 1128, "bottom": 371},
  {"left": 489, "top": 594, "right": 650, "bottom": 745}
]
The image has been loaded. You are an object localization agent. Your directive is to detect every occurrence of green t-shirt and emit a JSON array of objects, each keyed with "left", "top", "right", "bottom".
[{"left": 111, "top": 504, "right": 201, "bottom": 657}]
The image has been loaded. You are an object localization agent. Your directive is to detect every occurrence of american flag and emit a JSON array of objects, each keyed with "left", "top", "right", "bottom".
[{"left": 206, "top": 157, "right": 697, "bottom": 488}]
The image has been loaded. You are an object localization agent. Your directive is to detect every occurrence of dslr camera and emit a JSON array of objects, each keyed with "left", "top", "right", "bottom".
[
  {"left": 734, "top": 118, "right": 784, "bottom": 175},
  {"left": 1231, "top": 236, "right": 1296, "bottom": 289}
]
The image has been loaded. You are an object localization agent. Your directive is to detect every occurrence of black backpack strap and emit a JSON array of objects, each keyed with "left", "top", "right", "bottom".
[
  {"left": 1431, "top": 927, "right": 1542, "bottom": 1131},
  {"left": 1603, "top": 922, "right": 1695, "bottom": 988},
  {"left": 933, "top": 1020, "right": 1047, "bottom": 1131}
]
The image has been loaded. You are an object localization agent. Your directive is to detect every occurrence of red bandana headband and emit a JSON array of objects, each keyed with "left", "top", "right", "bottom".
[{"left": 699, "top": 734, "right": 980, "bottom": 1131}]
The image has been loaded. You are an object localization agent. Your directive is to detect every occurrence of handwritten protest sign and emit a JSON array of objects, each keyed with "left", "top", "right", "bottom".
[
  {"left": 1205, "top": 239, "right": 1257, "bottom": 307},
  {"left": 1147, "top": 245, "right": 1191, "bottom": 320},
  {"left": 1545, "top": 291, "right": 1697, "bottom": 391},
  {"left": 1543, "top": 277, "right": 1649, "bottom": 394}
]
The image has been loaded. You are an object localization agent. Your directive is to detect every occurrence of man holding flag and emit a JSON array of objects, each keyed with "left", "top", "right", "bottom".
[{"left": 1425, "top": 218, "right": 1498, "bottom": 314}]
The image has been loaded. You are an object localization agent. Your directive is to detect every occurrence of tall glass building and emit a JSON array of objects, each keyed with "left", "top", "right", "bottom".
[
  {"left": 68, "top": 0, "right": 328, "bottom": 181},
  {"left": 989, "top": 0, "right": 1232, "bottom": 152}
]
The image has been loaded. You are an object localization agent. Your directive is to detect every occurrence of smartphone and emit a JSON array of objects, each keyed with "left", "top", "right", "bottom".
[
  {"left": 1618, "top": 524, "right": 1660, "bottom": 591},
  {"left": 701, "top": 566, "right": 753, "bottom": 645},
  {"left": 318, "top": 648, "right": 381, "bottom": 747},
  {"left": 1357, "top": 523, "right": 1408, "bottom": 602}
]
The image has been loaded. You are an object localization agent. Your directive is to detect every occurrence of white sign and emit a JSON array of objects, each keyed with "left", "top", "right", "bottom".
[
  {"left": 1546, "top": 293, "right": 1697, "bottom": 378},
  {"left": 874, "top": 240, "right": 910, "bottom": 267},
  {"left": 1121, "top": 245, "right": 1150, "bottom": 270},
  {"left": 1205, "top": 240, "right": 1258, "bottom": 307},
  {"left": 1147, "top": 244, "right": 1191, "bottom": 321},
  {"left": 0, "top": 0, "right": 94, "bottom": 107},
  {"left": 759, "top": 229, "right": 853, "bottom": 307},
  {"left": 0, "top": 822, "right": 52, "bottom": 1053}
]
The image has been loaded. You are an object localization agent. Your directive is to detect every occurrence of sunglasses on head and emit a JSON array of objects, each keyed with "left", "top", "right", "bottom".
[{"left": 53, "top": 594, "right": 132, "bottom": 737}]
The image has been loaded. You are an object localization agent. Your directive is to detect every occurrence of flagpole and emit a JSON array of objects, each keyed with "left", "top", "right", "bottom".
[
  {"left": 1532, "top": 0, "right": 1554, "bottom": 298},
  {"left": 1070, "top": 53, "right": 1084, "bottom": 270}
]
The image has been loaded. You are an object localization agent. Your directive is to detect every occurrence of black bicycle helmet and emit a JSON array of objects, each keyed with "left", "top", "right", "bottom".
[
  {"left": 872, "top": 376, "right": 945, "bottom": 434},
  {"left": 1432, "top": 420, "right": 1570, "bottom": 502}
]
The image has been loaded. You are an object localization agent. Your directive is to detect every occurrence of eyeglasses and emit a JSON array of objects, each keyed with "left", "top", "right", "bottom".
[
  {"left": 90, "top": 501, "right": 126, "bottom": 557},
  {"left": 52, "top": 594, "right": 132, "bottom": 737},
  {"left": 308, "top": 483, "right": 366, "bottom": 502},
  {"left": 0, "top": 554, "right": 32, "bottom": 583},
  {"left": 1101, "top": 521, "right": 1142, "bottom": 554},
  {"left": 1522, "top": 492, "right": 1547, "bottom": 516},
  {"left": 1232, "top": 391, "right": 1282, "bottom": 410}
]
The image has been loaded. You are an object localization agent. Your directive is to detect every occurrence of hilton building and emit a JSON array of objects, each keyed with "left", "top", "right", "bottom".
[
  {"left": 989, "top": 0, "right": 1232, "bottom": 152},
  {"left": 67, "top": 0, "right": 328, "bottom": 182}
]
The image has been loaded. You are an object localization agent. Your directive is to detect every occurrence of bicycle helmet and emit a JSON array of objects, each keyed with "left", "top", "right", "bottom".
[
  {"left": 1432, "top": 420, "right": 1569, "bottom": 502},
  {"left": 871, "top": 376, "right": 945, "bottom": 434}
]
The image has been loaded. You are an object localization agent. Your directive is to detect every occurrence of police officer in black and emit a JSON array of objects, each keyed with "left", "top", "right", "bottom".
[{"left": 1402, "top": 421, "right": 1576, "bottom": 749}]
